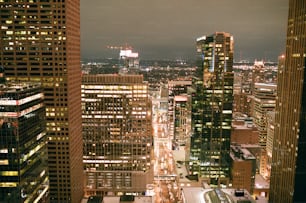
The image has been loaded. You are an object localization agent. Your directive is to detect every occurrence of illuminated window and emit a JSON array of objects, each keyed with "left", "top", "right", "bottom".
[{"left": 0, "top": 160, "right": 9, "bottom": 165}]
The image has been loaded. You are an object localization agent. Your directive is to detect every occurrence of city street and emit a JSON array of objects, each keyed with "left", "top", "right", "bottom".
[{"left": 152, "top": 96, "right": 180, "bottom": 203}]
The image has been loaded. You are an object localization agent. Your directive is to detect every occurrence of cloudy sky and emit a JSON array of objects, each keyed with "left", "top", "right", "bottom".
[{"left": 80, "top": 0, "right": 289, "bottom": 61}]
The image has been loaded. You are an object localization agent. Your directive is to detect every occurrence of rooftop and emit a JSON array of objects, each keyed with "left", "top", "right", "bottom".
[
  {"left": 182, "top": 187, "right": 256, "bottom": 203},
  {"left": 254, "top": 174, "right": 269, "bottom": 189},
  {"left": 81, "top": 196, "right": 152, "bottom": 203},
  {"left": 231, "top": 145, "right": 256, "bottom": 161}
]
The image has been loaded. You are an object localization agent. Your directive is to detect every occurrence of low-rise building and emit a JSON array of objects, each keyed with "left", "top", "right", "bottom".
[
  {"left": 230, "top": 145, "right": 256, "bottom": 194},
  {"left": 181, "top": 187, "right": 256, "bottom": 203},
  {"left": 231, "top": 119, "right": 259, "bottom": 145}
]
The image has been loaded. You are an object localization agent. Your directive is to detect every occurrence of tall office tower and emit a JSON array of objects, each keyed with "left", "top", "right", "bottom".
[
  {"left": 190, "top": 32, "right": 234, "bottom": 186},
  {"left": 119, "top": 49, "right": 139, "bottom": 68},
  {"left": 119, "top": 49, "right": 140, "bottom": 74},
  {"left": 253, "top": 83, "right": 276, "bottom": 147},
  {"left": 0, "top": 82, "right": 48, "bottom": 203},
  {"left": 252, "top": 83, "right": 276, "bottom": 179},
  {"left": 173, "top": 95, "right": 191, "bottom": 148},
  {"left": 251, "top": 61, "right": 265, "bottom": 93},
  {"left": 265, "top": 111, "right": 275, "bottom": 180},
  {"left": 0, "top": 1, "right": 83, "bottom": 202},
  {"left": 269, "top": 0, "right": 306, "bottom": 202},
  {"left": 168, "top": 80, "right": 192, "bottom": 145},
  {"left": 82, "top": 74, "right": 153, "bottom": 196},
  {"left": 264, "top": 56, "right": 284, "bottom": 181}
]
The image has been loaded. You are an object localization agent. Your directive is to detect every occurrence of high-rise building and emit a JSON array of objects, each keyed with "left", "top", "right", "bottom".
[
  {"left": 252, "top": 83, "right": 276, "bottom": 147},
  {"left": 265, "top": 111, "right": 275, "bottom": 180},
  {"left": 0, "top": 82, "right": 48, "bottom": 203},
  {"left": 0, "top": 1, "right": 83, "bottom": 202},
  {"left": 119, "top": 49, "right": 139, "bottom": 69},
  {"left": 190, "top": 32, "right": 234, "bottom": 186},
  {"left": 251, "top": 61, "right": 265, "bottom": 93},
  {"left": 167, "top": 80, "right": 192, "bottom": 147},
  {"left": 173, "top": 95, "right": 191, "bottom": 148},
  {"left": 233, "top": 93, "right": 253, "bottom": 116},
  {"left": 269, "top": 0, "right": 306, "bottom": 202},
  {"left": 81, "top": 74, "right": 153, "bottom": 196},
  {"left": 264, "top": 56, "right": 285, "bottom": 181}
]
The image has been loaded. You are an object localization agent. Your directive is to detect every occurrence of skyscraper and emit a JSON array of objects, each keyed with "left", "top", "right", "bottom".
[
  {"left": 253, "top": 83, "right": 276, "bottom": 147},
  {"left": 251, "top": 61, "right": 265, "bottom": 94},
  {"left": 167, "top": 80, "right": 192, "bottom": 148},
  {"left": 173, "top": 95, "right": 191, "bottom": 148},
  {"left": 82, "top": 74, "right": 153, "bottom": 196},
  {"left": 190, "top": 32, "right": 234, "bottom": 186},
  {"left": 269, "top": 0, "right": 306, "bottom": 202},
  {"left": 0, "top": 1, "right": 83, "bottom": 202},
  {"left": 0, "top": 82, "right": 48, "bottom": 203}
]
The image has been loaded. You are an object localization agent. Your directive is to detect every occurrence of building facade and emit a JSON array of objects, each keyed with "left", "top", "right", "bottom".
[
  {"left": 265, "top": 111, "right": 275, "bottom": 180},
  {"left": 230, "top": 145, "right": 256, "bottom": 194},
  {"left": 190, "top": 32, "right": 234, "bottom": 186},
  {"left": 0, "top": 82, "right": 48, "bottom": 203},
  {"left": 0, "top": 1, "right": 83, "bottom": 202},
  {"left": 251, "top": 61, "right": 265, "bottom": 94},
  {"left": 82, "top": 74, "right": 153, "bottom": 196},
  {"left": 173, "top": 95, "right": 191, "bottom": 148},
  {"left": 252, "top": 83, "right": 276, "bottom": 147},
  {"left": 233, "top": 93, "right": 252, "bottom": 116},
  {"left": 269, "top": 0, "right": 306, "bottom": 202},
  {"left": 168, "top": 80, "right": 192, "bottom": 145},
  {"left": 231, "top": 119, "right": 259, "bottom": 145}
]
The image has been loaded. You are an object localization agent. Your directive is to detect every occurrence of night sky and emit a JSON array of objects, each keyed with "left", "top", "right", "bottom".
[{"left": 80, "top": 0, "right": 289, "bottom": 62}]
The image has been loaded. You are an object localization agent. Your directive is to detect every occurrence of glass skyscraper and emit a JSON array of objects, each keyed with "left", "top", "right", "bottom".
[
  {"left": 190, "top": 32, "right": 234, "bottom": 186},
  {"left": 0, "top": 82, "right": 47, "bottom": 203},
  {"left": 269, "top": 0, "right": 306, "bottom": 202},
  {"left": 0, "top": 1, "right": 83, "bottom": 202}
]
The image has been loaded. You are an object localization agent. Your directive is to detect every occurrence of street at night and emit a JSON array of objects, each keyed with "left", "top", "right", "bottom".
[{"left": 152, "top": 96, "right": 180, "bottom": 203}]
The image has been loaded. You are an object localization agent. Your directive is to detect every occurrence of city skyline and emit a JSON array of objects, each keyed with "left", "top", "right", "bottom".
[
  {"left": 0, "top": 0, "right": 304, "bottom": 202},
  {"left": 81, "top": 0, "right": 288, "bottom": 61}
]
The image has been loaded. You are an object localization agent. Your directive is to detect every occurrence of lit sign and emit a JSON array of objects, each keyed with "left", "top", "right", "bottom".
[{"left": 120, "top": 49, "right": 139, "bottom": 58}]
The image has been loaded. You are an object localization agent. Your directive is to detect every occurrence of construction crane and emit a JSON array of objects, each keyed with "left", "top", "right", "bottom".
[{"left": 106, "top": 43, "right": 133, "bottom": 51}]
